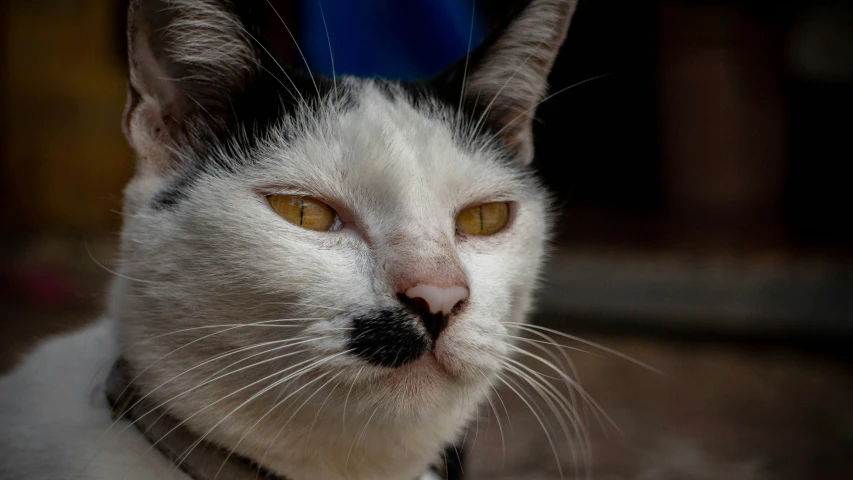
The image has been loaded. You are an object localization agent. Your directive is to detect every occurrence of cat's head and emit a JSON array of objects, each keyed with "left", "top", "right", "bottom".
[{"left": 113, "top": 0, "right": 575, "bottom": 474}]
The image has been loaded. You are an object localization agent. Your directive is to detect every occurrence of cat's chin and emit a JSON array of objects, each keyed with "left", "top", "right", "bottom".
[
  {"left": 394, "top": 343, "right": 502, "bottom": 386},
  {"left": 400, "top": 350, "right": 455, "bottom": 378}
]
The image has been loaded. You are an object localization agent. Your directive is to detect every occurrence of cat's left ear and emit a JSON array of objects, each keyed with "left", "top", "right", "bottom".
[
  {"left": 438, "top": 0, "right": 578, "bottom": 165},
  {"left": 123, "top": 0, "right": 261, "bottom": 174}
]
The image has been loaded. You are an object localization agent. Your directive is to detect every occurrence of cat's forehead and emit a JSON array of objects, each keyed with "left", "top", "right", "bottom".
[{"left": 249, "top": 81, "right": 529, "bottom": 209}]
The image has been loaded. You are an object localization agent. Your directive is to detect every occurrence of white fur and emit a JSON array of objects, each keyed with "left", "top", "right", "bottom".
[{"left": 0, "top": 319, "right": 188, "bottom": 480}]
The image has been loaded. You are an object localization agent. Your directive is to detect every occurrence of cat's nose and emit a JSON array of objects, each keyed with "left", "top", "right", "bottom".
[
  {"left": 400, "top": 284, "right": 469, "bottom": 341},
  {"left": 404, "top": 284, "right": 469, "bottom": 316}
]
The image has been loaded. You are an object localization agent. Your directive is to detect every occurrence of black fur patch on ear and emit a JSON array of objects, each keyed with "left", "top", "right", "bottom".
[{"left": 349, "top": 310, "right": 431, "bottom": 368}]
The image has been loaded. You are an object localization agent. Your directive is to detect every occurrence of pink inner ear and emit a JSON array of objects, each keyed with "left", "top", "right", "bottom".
[{"left": 131, "top": 33, "right": 181, "bottom": 122}]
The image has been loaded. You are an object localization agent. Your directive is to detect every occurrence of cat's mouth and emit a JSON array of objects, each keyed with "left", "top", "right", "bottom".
[{"left": 380, "top": 350, "right": 457, "bottom": 379}]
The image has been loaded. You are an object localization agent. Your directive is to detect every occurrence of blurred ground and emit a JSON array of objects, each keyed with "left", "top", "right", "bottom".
[
  {"left": 1, "top": 237, "right": 851, "bottom": 480},
  {"left": 467, "top": 332, "right": 853, "bottom": 479}
]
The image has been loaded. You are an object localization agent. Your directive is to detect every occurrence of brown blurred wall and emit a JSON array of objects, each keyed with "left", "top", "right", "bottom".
[
  {"left": 1, "top": 0, "right": 133, "bottom": 234},
  {"left": 657, "top": 3, "right": 788, "bottom": 246}
]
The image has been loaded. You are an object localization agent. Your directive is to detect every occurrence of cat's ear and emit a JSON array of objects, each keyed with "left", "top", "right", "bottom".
[
  {"left": 442, "top": 0, "right": 578, "bottom": 165},
  {"left": 123, "top": 0, "right": 260, "bottom": 173}
]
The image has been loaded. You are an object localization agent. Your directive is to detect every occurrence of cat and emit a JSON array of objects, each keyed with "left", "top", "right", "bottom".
[{"left": 0, "top": 0, "right": 578, "bottom": 478}]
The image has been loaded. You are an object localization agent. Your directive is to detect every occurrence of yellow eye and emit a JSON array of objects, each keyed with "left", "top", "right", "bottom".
[
  {"left": 456, "top": 202, "right": 510, "bottom": 236},
  {"left": 268, "top": 195, "right": 339, "bottom": 231}
]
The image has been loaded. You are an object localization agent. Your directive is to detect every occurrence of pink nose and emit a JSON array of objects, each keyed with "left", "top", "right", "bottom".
[{"left": 403, "top": 284, "right": 469, "bottom": 316}]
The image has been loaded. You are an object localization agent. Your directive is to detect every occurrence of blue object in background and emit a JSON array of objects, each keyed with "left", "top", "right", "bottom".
[{"left": 298, "top": 0, "right": 487, "bottom": 81}]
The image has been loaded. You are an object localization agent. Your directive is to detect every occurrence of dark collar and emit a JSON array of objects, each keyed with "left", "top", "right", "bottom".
[
  {"left": 105, "top": 358, "right": 285, "bottom": 479},
  {"left": 105, "top": 358, "right": 463, "bottom": 480}
]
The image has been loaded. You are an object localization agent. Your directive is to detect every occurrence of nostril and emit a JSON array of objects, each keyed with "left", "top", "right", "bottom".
[{"left": 401, "top": 295, "right": 431, "bottom": 316}]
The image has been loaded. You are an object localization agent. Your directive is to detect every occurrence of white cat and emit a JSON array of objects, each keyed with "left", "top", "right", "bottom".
[{"left": 0, "top": 0, "right": 577, "bottom": 478}]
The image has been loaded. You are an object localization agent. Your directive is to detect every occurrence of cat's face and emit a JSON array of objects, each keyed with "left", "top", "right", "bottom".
[
  {"left": 118, "top": 79, "right": 549, "bottom": 399},
  {"left": 113, "top": 0, "right": 575, "bottom": 477}
]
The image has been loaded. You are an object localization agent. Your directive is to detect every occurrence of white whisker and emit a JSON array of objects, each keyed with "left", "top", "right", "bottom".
[
  {"left": 173, "top": 351, "right": 351, "bottom": 472},
  {"left": 506, "top": 322, "right": 664, "bottom": 374},
  {"left": 501, "top": 356, "right": 590, "bottom": 477},
  {"left": 508, "top": 328, "right": 607, "bottom": 438},
  {"left": 497, "top": 374, "right": 565, "bottom": 480},
  {"left": 470, "top": 40, "right": 546, "bottom": 139},
  {"left": 256, "top": 370, "right": 345, "bottom": 474},
  {"left": 505, "top": 342, "right": 619, "bottom": 435},
  {"left": 492, "top": 73, "right": 612, "bottom": 139},
  {"left": 301, "top": 375, "right": 344, "bottom": 471},
  {"left": 456, "top": 0, "right": 477, "bottom": 125},
  {"left": 264, "top": 0, "right": 321, "bottom": 99},
  {"left": 215, "top": 370, "right": 345, "bottom": 480},
  {"left": 107, "top": 318, "right": 328, "bottom": 413},
  {"left": 344, "top": 402, "right": 380, "bottom": 475},
  {"left": 480, "top": 375, "right": 507, "bottom": 471},
  {"left": 118, "top": 340, "right": 329, "bottom": 437},
  {"left": 317, "top": 0, "right": 337, "bottom": 100}
]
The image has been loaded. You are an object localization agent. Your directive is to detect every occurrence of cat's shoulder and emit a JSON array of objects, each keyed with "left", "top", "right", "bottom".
[{"left": 0, "top": 319, "right": 186, "bottom": 480}]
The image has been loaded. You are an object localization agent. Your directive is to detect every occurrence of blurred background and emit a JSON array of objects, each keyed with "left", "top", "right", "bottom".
[{"left": 1, "top": 0, "right": 851, "bottom": 478}]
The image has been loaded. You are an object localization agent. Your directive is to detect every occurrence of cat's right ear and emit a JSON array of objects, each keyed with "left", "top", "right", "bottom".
[
  {"left": 123, "top": 0, "right": 259, "bottom": 175},
  {"left": 436, "top": 0, "right": 578, "bottom": 166}
]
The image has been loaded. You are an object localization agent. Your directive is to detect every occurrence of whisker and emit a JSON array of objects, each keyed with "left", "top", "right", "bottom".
[
  {"left": 497, "top": 333, "right": 596, "bottom": 356},
  {"left": 107, "top": 318, "right": 327, "bottom": 414},
  {"left": 506, "top": 322, "right": 664, "bottom": 374},
  {"left": 118, "top": 347, "right": 310, "bottom": 441},
  {"left": 216, "top": 370, "right": 345, "bottom": 480},
  {"left": 456, "top": 0, "right": 477, "bottom": 125},
  {"left": 504, "top": 343, "right": 619, "bottom": 435},
  {"left": 501, "top": 357, "right": 589, "bottom": 478},
  {"left": 119, "top": 340, "right": 328, "bottom": 437},
  {"left": 223, "top": 16, "right": 306, "bottom": 106},
  {"left": 501, "top": 358, "right": 586, "bottom": 473},
  {"left": 103, "top": 337, "right": 314, "bottom": 440},
  {"left": 264, "top": 0, "right": 321, "bottom": 99},
  {"left": 84, "top": 241, "right": 158, "bottom": 285},
  {"left": 261, "top": 301, "right": 346, "bottom": 311},
  {"left": 340, "top": 365, "right": 365, "bottom": 436},
  {"left": 173, "top": 351, "right": 351, "bottom": 472},
  {"left": 317, "top": 0, "right": 337, "bottom": 100},
  {"left": 487, "top": 378, "right": 514, "bottom": 434},
  {"left": 301, "top": 375, "right": 344, "bottom": 472},
  {"left": 504, "top": 333, "right": 591, "bottom": 426},
  {"left": 508, "top": 328, "right": 606, "bottom": 438},
  {"left": 470, "top": 40, "right": 546, "bottom": 139},
  {"left": 344, "top": 402, "right": 381, "bottom": 475},
  {"left": 492, "top": 73, "right": 612, "bottom": 139},
  {"left": 88, "top": 315, "right": 330, "bottom": 396},
  {"left": 480, "top": 376, "right": 507, "bottom": 471},
  {"left": 496, "top": 374, "right": 565, "bottom": 480},
  {"left": 255, "top": 370, "right": 345, "bottom": 475}
]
